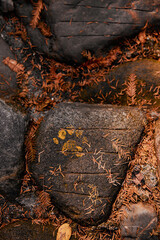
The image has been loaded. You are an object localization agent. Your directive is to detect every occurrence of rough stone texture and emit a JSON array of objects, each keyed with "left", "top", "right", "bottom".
[
  {"left": 13, "top": 0, "right": 160, "bottom": 63},
  {"left": 29, "top": 102, "right": 146, "bottom": 225},
  {"left": 0, "top": 0, "right": 14, "bottom": 13},
  {"left": 16, "top": 192, "right": 38, "bottom": 217},
  {"left": 0, "top": 36, "right": 17, "bottom": 98},
  {"left": 0, "top": 220, "right": 56, "bottom": 240},
  {"left": 141, "top": 164, "right": 158, "bottom": 189},
  {"left": 0, "top": 99, "right": 27, "bottom": 200},
  {"left": 80, "top": 59, "right": 160, "bottom": 104},
  {"left": 120, "top": 202, "right": 158, "bottom": 240},
  {"left": 0, "top": 195, "right": 32, "bottom": 224},
  {"left": 13, "top": 0, "right": 53, "bottom": 59},
  {"left": 154, "top": 119, "right": 160, "bottom": 181}
]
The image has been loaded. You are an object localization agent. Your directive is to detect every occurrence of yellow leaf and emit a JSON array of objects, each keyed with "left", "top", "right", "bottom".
[
  {"left": 53, "top": 138, "right": 59, "bottom": 144},
  {"left": 56, "top": 223, "right": 72, "bottom": 240},
  {"left": 58, "top": 129, "right": 66, "bottom": 140}
]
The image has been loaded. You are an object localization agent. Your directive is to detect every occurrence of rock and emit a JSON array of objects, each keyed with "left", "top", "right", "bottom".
[
  {"left": 13, "top": 0, "right": 52, "bottom": 58},
  {"left": 131, "top": 164, "right": 158, "bottom": 189},
  {"left": 14, "top": 0, "right": 160, "bottom": 63},
  {"left": 0, "top": 220, "right": 56, "bottom": 240},
  {"left": 16, "top": 192, "right": 38, "bottom": 217},
  {"left": 0, "top": 0, "right": 14, "bottom": 13},
  {"left": 29, "top": 102, "right": 146, "bottom": 225},
  {"left": 0, "top": 99, "right": 27, "bottom": 200},
  {"left": 56, "top": 223, "right": 72, "bottom": 240},
  {"left": 80, "top": 59, "right": 160, "bottom": 104},
  {"left": 141, "top": 164, "right": 158, "bottom": 189},
  {"left": 0, "top": 37, "right": 17, "bottom": 98},
  {"left": 120, "top": 202, "right": 158, "bottom": 240},
  {"left": 0, "top": 16, "right": 49, "bottom": 103},
  {"left": 154, "top": 119, "right": 160, "bottom": 182},
  {"left": 0, "top": 196, "right": 30, "bottom": 224}
]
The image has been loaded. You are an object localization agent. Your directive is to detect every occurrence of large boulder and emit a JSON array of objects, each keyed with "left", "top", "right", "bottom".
[
  {"left": 14, "top": 0, "right": 160, "bottom": 63},
  {"left": 0, "top": 99, "right": 28, "bottom": 200},
  {"left": 29, "top": 102, "right": 146, "bottom": 225}
]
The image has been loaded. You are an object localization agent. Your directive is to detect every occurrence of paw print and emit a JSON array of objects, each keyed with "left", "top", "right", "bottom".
[{"left": 53, "top": 127, "right": 88, "bottom": 157}]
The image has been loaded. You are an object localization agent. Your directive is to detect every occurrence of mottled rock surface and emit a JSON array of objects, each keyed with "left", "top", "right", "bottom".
[
  {"left": 29, "top": 102, "right": 146, "bottom": 225},
  {"left": 0, "top": 37, "right": 17, "bottom": 97},
  {"left": 80, "top": 59, "right": 160, "bottom": 104},
  {"left": 0, "top": 99, "right": 27, "bottom": 200},
  {"left": 14, "top": 0, "right": 160, "bottom": 63},
  {"left": 120, "top": 202, "right": 158, "bottom": 240}
]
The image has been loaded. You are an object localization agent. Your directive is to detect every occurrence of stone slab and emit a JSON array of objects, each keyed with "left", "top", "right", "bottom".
[
  {"left": 13, "top": 0, "right": 160, "bottom": 63},
  {"left": 29, "top": 102, "right": 146, "bottom": 225}
]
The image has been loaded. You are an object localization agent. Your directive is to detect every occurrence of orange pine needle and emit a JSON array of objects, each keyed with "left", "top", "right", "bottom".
[
  {"left": 3, "top": 57, "right": 25, "bottom": 73},
  {"left": 30, "top": 0, "right": 44, "bottom": 29}
]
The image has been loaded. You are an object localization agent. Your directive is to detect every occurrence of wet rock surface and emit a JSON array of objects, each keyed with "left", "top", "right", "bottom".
[
  {"left": 13, "top": 0, "right": 160, "bottom": 63},
  {"left": 120, "top": 202, "right": 158, "bottom": 240},
  {"left": 0, "top": 99, "right": 27, "bottom": 200},
  {"left": 29, "top": 102, "right": 146, "bottom": 225}
]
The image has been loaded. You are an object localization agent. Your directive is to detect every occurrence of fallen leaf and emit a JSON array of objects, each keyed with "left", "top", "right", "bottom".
[{"left": 56, "top": 223, "right": 72, "bottom": 240}]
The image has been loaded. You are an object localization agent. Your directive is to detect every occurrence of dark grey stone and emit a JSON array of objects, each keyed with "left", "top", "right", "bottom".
[
  {"left": 0, "top": 37, "right": 17, "bottom": 98},
  {"left": 16, "top": 192, "right": 38, "bottom": 217},
  {"left": 14, "top": 0, "right": 160, "bottom": 63},
  {"left": 29, "top": 102, "right": 146, "bottom": 225},
  {"left": 0, "top": 0, "right": 14, "bottom": 13},
  {"left": 0, "top": 99, "right": 27, "bottom": 200}
]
